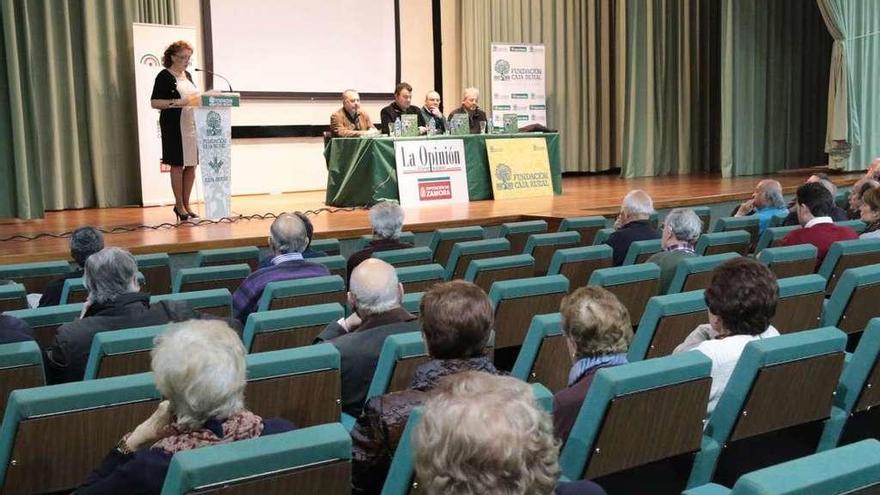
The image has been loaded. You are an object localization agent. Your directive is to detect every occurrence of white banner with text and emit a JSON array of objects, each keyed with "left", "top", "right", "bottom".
[
  {"left": 394, "top": 139, "right": 470, "bottom": 207},
  {"left": 490, "top": 43, "right": 547, "bottom": 129}
]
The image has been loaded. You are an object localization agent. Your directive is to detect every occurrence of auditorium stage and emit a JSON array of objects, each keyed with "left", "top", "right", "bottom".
[{"left": 0, "top": 171, "right": 863, "bottom": 264}]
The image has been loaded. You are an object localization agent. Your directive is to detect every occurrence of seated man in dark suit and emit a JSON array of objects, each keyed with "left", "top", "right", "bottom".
[
  {"left": 379, "top": 82, "right": 426, "bottom": 134},
  {"left": 347, "top": 201, "right": 413, "bottom": 283},
  {"left": 43, "top": 247, "right": 205, "bottom": 384},
  {"left": 448, "top": 87, "right": 488, "bottom": 134},
  {"left": 330, "top": 89, "right": 378, "bottom": 137},
  {"left": 419, "top": 90, "right": 447, "bottom": 134},
  {"left": 39, "top": 226, "right": 104, "bottom": 307},
  {"left": 606, "top": 189, "right": 661, "bottom": 266},
  {"left": 314, "top": 258, "right": 418, "bottom": 417},
  {"left": 780, "top": 182, "right": 859, "bottom": 267}
]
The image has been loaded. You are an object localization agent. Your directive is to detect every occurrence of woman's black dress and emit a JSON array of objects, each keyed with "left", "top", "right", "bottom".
[{"left": 150, "top": 69, "right": 194, "bottom": 166}]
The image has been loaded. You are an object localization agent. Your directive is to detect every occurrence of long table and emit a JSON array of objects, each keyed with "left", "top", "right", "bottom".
[{"left": 324, "top": 132, "right": 562, "bottom": 207}]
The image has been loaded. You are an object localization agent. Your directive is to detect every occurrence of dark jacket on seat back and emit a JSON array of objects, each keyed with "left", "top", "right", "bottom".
[{"left": 44, "top": 292, "right": 200, "bottom": 384}]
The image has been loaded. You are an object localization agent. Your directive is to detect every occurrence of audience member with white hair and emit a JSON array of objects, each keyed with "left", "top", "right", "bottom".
[
  {"left": 232, "top": 213, "right": 329, "bottom": 322},
  {"left": 346, "top": 201, "right": 413, "bottom": 282},
  {"left": 78, "top": 320, "right": 294, "bottom": 494},
  {"left": 314, "top": 258, "right": 419, "bottom": 417},
  {"left": 733, "top": 179, "right": 788, "bottom": 233},
  {"left": 647, "top": 208, "right": 703, "bottom": 293},
  {"left": 607, "top": 190, "right": 660, "bottom": 266},
  {"left": 414, "top": 371, "right": 607, "bottom": 495},
  {"left": 44, "top": 247, "right": 203, "bottom": 384},
  {"left": 448, "top": 87, "right": 488, "bottom": 134}
]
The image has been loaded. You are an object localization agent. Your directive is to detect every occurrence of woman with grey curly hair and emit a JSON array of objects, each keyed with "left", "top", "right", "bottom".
[
  {"left": 414, "top": 371, "right": 606, "bottom": 495},
  {"left": 552, "top": 287, "right": 632, "bottom": 443},
  {"left": 77, "top": 320, "right": 294, "bottom": 494}
]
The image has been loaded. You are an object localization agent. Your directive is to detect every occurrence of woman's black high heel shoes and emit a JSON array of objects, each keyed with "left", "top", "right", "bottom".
[
  {"left": 173, "top": 206, "right": 189, "bottom": 222},
  {"left": 186, "top": 210, "right": 200, "bottom": 220}
]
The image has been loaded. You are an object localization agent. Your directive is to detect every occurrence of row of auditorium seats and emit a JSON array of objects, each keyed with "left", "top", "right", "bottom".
[
  {"left": 0, "top": 314, "right": 876, "bottom": 494},
  {"left": 3, "top": 241, "right": 879, "bottom": 377}
]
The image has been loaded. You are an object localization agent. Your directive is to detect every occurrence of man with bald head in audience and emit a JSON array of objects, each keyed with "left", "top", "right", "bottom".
[
  {"left": 330, "top": 89, "right": 377, "bottom": 137},
  {"left": 734, "top": 179, "right": 789, "bottom": 234},
  {"left": 232, "top": 213, "right": 330, "bottom": 323},
  {"left": 314, "top": 258, "right": 418, "bottom": 417},
  {"left": 607, "top": 190, "right": 661, "bottom": 266}
]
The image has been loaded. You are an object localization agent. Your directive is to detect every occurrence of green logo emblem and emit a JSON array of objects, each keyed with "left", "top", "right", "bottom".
[
  {"left": 495, "top": 163, "right": 512, "bottom": 185},
  {"left": 494, "top": 59, "right": 511, "bottom": 80},
  {"left": 206, "top": 111, "right": 222, "bottom": 137},
  {"left": 207, "top": 156, "right": 224, "bottom": 173}
]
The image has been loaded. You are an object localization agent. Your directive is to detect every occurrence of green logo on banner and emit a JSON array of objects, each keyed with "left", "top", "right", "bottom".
[
  {"left": 207, "top": 156, "right": 224, "bottom": 173},
  {"left": 529, "top": 104, "right": 546, "bottom": 110},
  {"left": 495, "top": 163, "right": 513, "bottom": 185},
  {"left": 494, "top": 59, "right": 511, "bottom": 81},
  {"left": 493, "top": 105, "right": 512, "bottom": 111},
  {"left": 206, "top": 111, "right": 223, "bottom": 137},
  {"left": 510, "top": 46, "right": 528, "bottom": 52},
  {"left": 510, "top": 93, "right": 529, "bottom": 99}
]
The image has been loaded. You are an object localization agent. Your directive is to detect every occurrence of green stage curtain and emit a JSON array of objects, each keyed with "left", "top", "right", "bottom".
[
  {"left": 818, "top": 0, "right": 880, "bottom": 170},
  {"left": 720, "top": 0, "right": 831, "bottom": 177},
  {"left": 460, "top": 0, "right": 624, "bottom": 173},
  {"left": 0, "top": 0, "right": 177, "bottom": 219},
  {"left": 621, "top": 0, "right": 720, "bottom": 178}
]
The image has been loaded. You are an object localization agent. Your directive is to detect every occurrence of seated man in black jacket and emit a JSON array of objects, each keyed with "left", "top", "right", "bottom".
[
  {"left": 43, "top": 247, "right": 207, "bottom": 384},
  {"left": 607, "top": 189, "right": 661, "bottom": 266},
  {"left": 379, "top": 82, "right": 426, "bottom": 134},
  {"left": 448, "top": 87, "right": 488, "bottom": 134},
  {"left": 314, "top": 258, "right": 419, "bottom": 417},
  {"left": 39, "top": 226, "right": 104, "bottom": 307}
]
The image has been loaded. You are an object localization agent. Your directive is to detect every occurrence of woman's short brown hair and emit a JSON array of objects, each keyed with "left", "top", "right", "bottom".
[
  {"left": 862, "top": 186, "right": 880, "bottom": 213},
  {"left": 704, "top": 257, "right": 778, "bottom": 336},
  {"left": 420, "top": 280, "right": 492, "bottom": 359},
  {"left": 162, "top": 40, "right": 194, "bottom": 68},
  {"left": 560, "top": 286, "right": 632, "bottom": 359}
]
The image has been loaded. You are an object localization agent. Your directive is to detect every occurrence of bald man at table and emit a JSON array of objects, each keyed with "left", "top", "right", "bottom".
[{"left": 330, "top": 90, "right": 377, "bottom": 137}]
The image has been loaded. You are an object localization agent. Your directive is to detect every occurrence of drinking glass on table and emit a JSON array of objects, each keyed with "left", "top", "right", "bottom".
[{"left": 479, "top": 121, "right": 487, "bottom": 134}]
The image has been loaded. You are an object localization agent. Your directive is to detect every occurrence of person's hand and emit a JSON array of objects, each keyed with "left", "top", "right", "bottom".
[
  {"left": 735, "top": 199, "right": 755, "bottom": 217},
  {"left": 430, "top": 108, "right": 443, "bottom": 118},
  {"left": 342, "top": 312, "right": 362, "bottom": 332},
  {"left": 125, "top": 401, "right": 174, "bottom": 451},
  {"left": 613, "top": 213, "right": 624, "bottom": 230},
  {"left": 418, "top": 126, "right": 427, "bottom": 135},
  {"left": 79, "top": 300, "right": 92, "bottom": 319}
]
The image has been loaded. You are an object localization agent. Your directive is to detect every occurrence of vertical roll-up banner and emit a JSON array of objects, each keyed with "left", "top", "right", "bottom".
[
  {"left": 490, "top": 43, "right": 547, "bottom": 130},
  {"left": 132, "top": 23, "right": 198, "bottom": 206},
  {"left": 194, "top": 96, "right": 236, "bottom": 219}
]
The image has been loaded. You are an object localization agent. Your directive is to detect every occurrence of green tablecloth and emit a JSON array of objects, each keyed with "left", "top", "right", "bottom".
[{"left": 324, "top": 133, "right": 562, "bottom": 206}]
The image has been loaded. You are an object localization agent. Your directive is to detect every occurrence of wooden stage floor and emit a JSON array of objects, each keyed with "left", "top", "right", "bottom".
[{"left": 0, "top": 172, "right": 863, "bottom": 264}]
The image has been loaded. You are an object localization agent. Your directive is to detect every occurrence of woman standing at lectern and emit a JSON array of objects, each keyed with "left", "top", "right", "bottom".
[{"left": 150, "top": 41, "right": 200, "bottom": 221}]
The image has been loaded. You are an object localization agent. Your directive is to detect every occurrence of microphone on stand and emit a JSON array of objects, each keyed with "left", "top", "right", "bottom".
[{"left": 193, "top": 68, "right": 234, "bottom": 92}]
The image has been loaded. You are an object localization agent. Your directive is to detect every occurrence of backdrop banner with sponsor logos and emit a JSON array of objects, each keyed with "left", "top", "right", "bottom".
[
  {"left": 490, "top": 43, "right": 546, "bottom": 129},
  {"left": 132, "top": 23, "right": 199, "bottom": 207},
  {"left": 486, "top": 137, "right": 553, "bottom": 200},
  {"left": 394, "top": 139, "right": 470, "bottom": 207}
]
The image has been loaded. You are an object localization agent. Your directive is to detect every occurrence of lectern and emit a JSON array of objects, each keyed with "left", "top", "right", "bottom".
[{"left": 193, "top": 93, "right": 240, "bottom": 219}]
